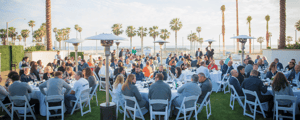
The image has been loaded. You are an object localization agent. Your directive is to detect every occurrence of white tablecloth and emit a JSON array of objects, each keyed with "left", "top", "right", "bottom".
[
  {"left": 210, "top": 71, "right": 222, "bottom": 92},
  {"left": 139, "top": 88, "right": 178, "bottom": 102}
]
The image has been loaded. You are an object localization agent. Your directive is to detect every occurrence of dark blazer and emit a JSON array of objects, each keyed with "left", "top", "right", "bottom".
[
  {"left": 197, "top": 78, "right": 212, "bottom": 104},
  {"left": 277, "top": 62, "right": 283, "bottom": 70},
  {"left": 20, "top": 74, "right": 36, "bottom": 83},
  {"left": 153, "top": 71, "right": 168, "bottom": 80},
  {"left": 58, "top": 66, "right": 66, "bottom": 73},
  {"left": 148, "top": 80, "right": 171, "bottom": 111},
  {"left": 195, "top": 51, "right": 203, "bottom": 58},
  {"left": 132, "top": 71, "right": 145, "bottom": 81},
  {"left": 31, "top": 70, "right": 40, "bottom": 81},
  {"left": 122, "top": 82, "right": 146, "bottom": 108},
  {"left": 191, "top": 60, "right": 197, "bottom": 67},
  {"left": 285, "top": 65, "right": 294, "bottom": 71},
  {"left": 43, "top": 73, "right": 50, "bottom": 80},
  {"left": 241, "top": 76, "right": 268, "bottom": 102},
  {"left": 110, "top": 62, "right": 117, "bottom": 69},
  {"left": 119, "top": 51, "right": 123, "bottom": 58},
  {"left": 220, "top": 64, "right": 228, "bottom": 76},
  {"left": 78, "top": 62, "right": 89, "bottom": 71},
  {"left": 266, "top": 71, "right": 277, "bottom": 79},
  {"left": 237, "top": 73, "right": 245, "bottom": 85},
  {"left": 288, "top": 69, "right": 300, "bottom": 82},
  {"left": 229, "top": 77, "right": 244, "bottom": 96}
]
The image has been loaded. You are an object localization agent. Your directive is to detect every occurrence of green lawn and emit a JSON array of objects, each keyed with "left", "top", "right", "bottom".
[{"left": 0, "top": 90, "right": 273, "bottom": 120}]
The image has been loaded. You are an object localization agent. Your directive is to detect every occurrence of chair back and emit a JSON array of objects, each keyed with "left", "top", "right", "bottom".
[
  {"left": 181, "top": 95, "right": 199, "bottom": 109},
  {"left": 93, "top": 71, "right": 100, "bottom": 81},
  {"left": 45, "top": 95, "right": 64, "bottom": 102},
  {"left": 242, "top": 88, "right": 258, "bottom": 100},
  {"left": 9, "top": 95, "right": 28, "bottom": 106},
  {"left": 274, "top": 95, "right": 297, "bottom": 120},
  {"left": 79, "top": 89, "right": 90, "bottom": 102},
  {"left": 274, "top": 95, "right": 297, "bottom": 103},
  {"left": 149, "top": 99, "right": 169, "bottom": 120}
]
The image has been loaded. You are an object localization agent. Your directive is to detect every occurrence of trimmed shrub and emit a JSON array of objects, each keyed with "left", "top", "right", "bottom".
[
  {"left": 12, "top": 45, "right": 24, "bottom": 64},
  {"left": 285, "top": 42, "right": 300, "bottom": 49},
  {"left": 0, "top": 45, "right": 24, "bottom": 71},
  {"left": 0, "top": 46, "right": 11, "bottom": 71},
  {"left": 70, "top": 52, "right": 84, "bottom": 59}
]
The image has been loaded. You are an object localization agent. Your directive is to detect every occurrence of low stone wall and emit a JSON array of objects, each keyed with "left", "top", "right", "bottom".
[
  {"left": 263, "top": 49, "right": 300, "bottom": 67},
  {"left": 24, "top": 51, "right": 69, "bottom": 65}
]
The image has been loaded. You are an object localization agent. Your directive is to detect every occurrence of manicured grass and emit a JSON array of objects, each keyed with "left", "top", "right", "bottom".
[{"left": 0, "top": 90, "right": 273, "bottom": 120}]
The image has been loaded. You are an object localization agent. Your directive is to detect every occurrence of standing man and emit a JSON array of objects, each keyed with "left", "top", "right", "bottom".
[
  {"left": 55, "top": 51, "right": 63, "bottom": 65},
  {"left": 132, "top": 47, "right": 137, "bottom": 55},
  {"left": 195, "top": 48, "right": 203, "bottom": 59},
  {"left": 179, "top": 52, "right": 184, "bottom": 60},
  {"left": 111, "top": 50, "right": 116, "bottom": 63},
  {"left": 119, "top": 49, "right": 124, "bottom": 58}
]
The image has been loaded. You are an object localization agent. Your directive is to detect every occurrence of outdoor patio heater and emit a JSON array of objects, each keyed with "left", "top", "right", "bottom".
[
  {"left": 231, "top": 35, "right": 255, "bottom": 64},
  {"left": 154, "top": 40, "right": 169, "bottom": 64},
  {"left": 64, "top": 38, "right": 85, "bottom": 72}
]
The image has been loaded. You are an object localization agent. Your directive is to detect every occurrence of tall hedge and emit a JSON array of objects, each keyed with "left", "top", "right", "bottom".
[
  {"left": 70, "top": 52, "right": 84, "bottom": 59},
  {"left": 0, "top": 45, "right": 24, "bottom": 71}
]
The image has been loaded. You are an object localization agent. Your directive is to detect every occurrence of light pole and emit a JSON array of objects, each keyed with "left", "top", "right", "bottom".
[
  {"left": 6, "top": 18, "right": 25, "bottom": 43},
  {"left": 154, "top": 40, "right": 169, "bottom": 64},
  {"left": 64, "top": 38, "right": 85, "bottom": 72}
]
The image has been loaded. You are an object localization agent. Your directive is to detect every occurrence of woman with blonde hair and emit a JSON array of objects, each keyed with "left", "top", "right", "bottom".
[
  {"left": 112, "top": 74, "right": 125, "bottom": 104},
  {"left": 122, "top": 74, "right": 147, "bottom": 109},
  {"left": 43, "top": 66, "right": 53, "bottom": 80},
  {"left": 63, "top": 66, "right": 75, "bottom": 80}
]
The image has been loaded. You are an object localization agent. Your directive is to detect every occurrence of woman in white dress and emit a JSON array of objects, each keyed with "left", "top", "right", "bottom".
[{"left": 112, "top": 74, "right": 125, "bottom": 104}]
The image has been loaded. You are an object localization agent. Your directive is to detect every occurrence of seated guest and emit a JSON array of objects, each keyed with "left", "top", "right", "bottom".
[
  {"left": 43, "top": 66, "right": 53, "bottom": 80},
  {"left": 175, "top": 67, "right": 184, "bottom": 82},
  {"left": 226, "top": 61, "right": 234, "bottom": 76},
  {"left": 143, "top": 61, "right": 153, "bottom": 78},
  {"left": 9, "top": 73, "right": 40, "bottom": 114},
  {"left": 63, "top": 66, "right": 75, "bottom": 80},
  {"left": 290, "top": 59, "right": 296, "bottom": 64},
  {"left": 39, "top": 71, "right": 71, "bottom": 114},
  {"left": 243, "top": 59, "right": 248, "bottom": 67},
  {"left": 170, "top": 61, "right": 177, "bottom": 75},
  {"left": 52, "top": 59, "right": 58, "bottom": 70},
  {"left": 30, "top": 64, "right": 40, "bottom": 81},
  {"left": 66, "top": 59, "right": 74, "bottom": 67},
  {"left": 272, "top": 72, "right": 294, "bottom": 106},
  {"left": 241, "top": 70, "right": 273, "bottom": 117},
  {"left": 122, "top": 74, "right": 147, "bottom": 108},
  {"left": 288, "top": 65, "right": 300, "bottom": 82},
  {"left": 245, "top": 60, "right": 254, "bottom": 76},
  {"left": 131, "top": 63, "right": 136, "bottom": 73},
  {"left": 153, "top": 64, "right": 168, "bottom": 80},
  {"left": 19, "top": 57, "right": 29, "bottom": 76},
  {"left": 5, "top": 71, "right": 19, "bottom": 87},
  {"left": 176, "top": 58, "right": 184, "bottom": 67},
  {"left": 94, "top": 61, "right": 102, "bottom": 79},
  {"left": 118, "top": 57, "right": 124, "bottom": 63},
  {"left": 58, "top": 61, "right": 66, "bottom": 73},
  {"left": 84, "top": 68, "right": 97, "bottom": 93},
  {"left": 149, "top": 73, "right": 171, "bottom": 113},
  {"left": 64, "top": 71, "right": 89, "bottom": 114},
  {"left": 114, "top": 67, "right": 127, "bottom": 80},
  {"left": 124, "top": 59, "right": 132, "bottom": 68},
  {"left": 166, "top": 54, "right": 171, "bottom": 65},
  {"left": 110, "top": 59, "right": 118, "bottom": 69},
  {"left": 169, "top": 57, "right": 176, "bottom": 66},
  {"left": 179, "top": 52, "right": 184, "bottom": 60},
  {"left": 149, "top": 59, "right": 155, "bottom": 70},
  {"left": 78, "top": 60, "right": 89, "bottom": 72},
  {"left": 99, "top": 62, "right": 113, "bottom": 85},
  {"left": 237, "top": 66, "right": 246, "bottom": 85},
  {"left": 112, "top": 75, "right": 125, "bottom": 105},
  {"left": 0, "top": 75, "right": 10, "bottom": 105},
  {"left": 153, "top": 57, "right": 158, "bottom": 66},
  {"left": 132, "top": 67, "right": 145, "bottom": 81},
  {"left": 137, "top": 60, "right": 143, "bottom": 69},
  {"left": 285, "top": 62, "right": 295, "bottom": 71},
  {"left": 197, "top": 73, "right": 212, "bottom": 104},
  {"left": 37, "top": 60, "right": 44, "bottom": 72},
  {"left": 87, "top": 59, "right": 94, "bottom": 67},
  {"left": 114, "top": 62, "right": 124, "bottom": 75},
  {"left": 196, "top": 61, "right": 210, "bottom": 79},
  {"left": 257, "top": 59, "right": 264, "bottom": 70},
  {"left": 174, "top": 54, "right": 178, "bottom": 62},
  {"left": 262, "top": 56, "right": 269, "bottom": 67},
  {"left": 254, "top": 55, "right": 260, "bottom": 64},
  {"left": 207, "top": 59, "right": 218, "bottom": 71},
  {"left": 250, "top": 64, "right": 261, "bottom": 78},
  {"left": 229, "top": 70, "right": 244, "bottom": 96},
  {"left": 274, "top": 58, "right": 283, "bottom": 70},
  {"left": 266, "top": 62, "right": 278, "bottom": 79},
  {"left": 173, "top": 74, "right": 201, "bottom": 107},
  {"left": 20, "top": 67, "right": 36, "bottom": 82},
  {"left": 219, "top": 60, "right": 228, "bottom": 76}
]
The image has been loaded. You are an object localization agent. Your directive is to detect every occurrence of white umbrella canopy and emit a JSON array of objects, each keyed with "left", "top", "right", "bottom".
[
  {"left": 64, "top": 38, "right": 85, "bottom": 43},
  {"left": 230, "top": 35, "right": 256, "bottom": 39},
  {"left": 204, "top": 39, "right": 216, "bottom": 42},
  {"left": 153, "top": 40, "right": 170, "bottom": 43},
  {"left": 85, "top": 33, "right": 126, "bottom": 41}
]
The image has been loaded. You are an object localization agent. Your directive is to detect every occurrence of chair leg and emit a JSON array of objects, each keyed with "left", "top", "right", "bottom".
[
  {"left": 176, "top": 109, "right": 182, "bottom": 120},
  {"left": 253, "top": 104, "right": 257, "bottom": 119},
  {"left": 71, "top": 101, "right": 78, "bottom": 115},
  {"left": 123, "top": 107, "right": 126, "bottom": 120},
  {"left": 96, "top": 94, "right": 98, "bottom": 106},
  {"left": 183, "top": 109, "right": 186, "bottom": 120}
]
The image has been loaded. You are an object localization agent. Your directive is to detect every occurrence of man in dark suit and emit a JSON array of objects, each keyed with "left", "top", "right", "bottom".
[
  {"left": 110, "top": 59, "right": 118, "bottom": 69},
  {"left": 197, "top": 73, "right": 212, "bottom": 104},
  {"left": 288, "top": 65, "right": 300, "bottom": 82},
  {"left": 274, "top": 58, "right": 283, "bottom": 70},
  {"left": 219, "top": 60, "right": 228, "bottom": 76},
  {"left": 229, "top": 70, "right": 243, "bottom": 96},
  {"left": 179, "top": 52, "right": 184, "bottom": 60},
  {"left": 153, "top": 64, "right": 168, "bottom": 80},
  {"left": 174, "top": 54, "right": 179, "bottom": 62},
  {"left": 119, "top": 49, "right": 124, "bottom": 58},
  {"left": 195, "top": 48, "right": 203, "bottom": 59}
]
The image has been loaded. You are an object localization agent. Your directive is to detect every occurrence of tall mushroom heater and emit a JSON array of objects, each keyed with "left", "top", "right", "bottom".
[
  {"left": 64, "top": 38, "right": 85, "bottom": 72},
  {"left": 86, "top": 33, "right": 126, "bottom": 120},
  {"left": 154, "top": 40, "right": 169, "bottom": 64},
  {"left": 231, "top": 35, "right": 255, "bottom": 64},
  {"left": 204, "top": 39, "right": 216, "bottom": 50}
]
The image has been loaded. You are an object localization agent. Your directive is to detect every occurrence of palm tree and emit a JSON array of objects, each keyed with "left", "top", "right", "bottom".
[
  {"left": 56, "top": 29, "right": 63, "bottom": 50},
  {"left": 279, "top": 0, "right": 286, "bottom": 49},
  {"left": 21, "top": 29, "right": 30, "bottom": 46},
  {"left": 191, "top": 33, "right": 198, "bottom": 53},
  {"left": 257, "top": 37, "right": 264, "bottom": 53},
  {"left": 8, "top": 27, "right": 17, "bottom": 45},
  {"left": 170, "top": 18, "right": 183, "bottom": 54},
  {"left": 137, "top": 26, "right": 147, "bottom": 55},
  {"left": 160, "top": 29, "right": 171, "bottom": 56},
  {"left": 236, "top": 0, "right": 240, "bottom": 52},
  {"left": 126, "top": 26, "right": 137, "bottom": 50},
  {"left": 17, "top": 35, "right": 22, "bottom": 45},
  {"left": 149, "top": 26, "right": 160, "bottom": 55},
  {"left": 295, "top": 20, "right": 300, "bottom": 42},
  {"left": 196, "top": 27, "right": 201, "bottom": 49},
  {"left": 46, "top": 0, "right": 52, "bottom": 50},
  {"left": 28, "top": 20, "right": 35, "bottom": 42},
  {"left": 199, "top": 38, "right": 204, "bottom": 49},
  {"left": 247, "top": 16, "right": 252, "bottom": 53},
  {"left": 112, "top": 24, "right": 124, "bottom": 36},
  {"left": 187, "top": 34, "right": 192, "bottom": 51},
  {"left": 41, "top": 23, "right": 47, "bottom": 46},
  {"left": 221, "top": 5, "right": 226, "bottom": 55},
  {"left": 286, "top": 36, "right": 293, "bottom": 45},
  {"left": 53, "top": 28, "right": 57, "bottom": 36},
  {"left": 265, "top": 15, "right": 270, "bottom": 47},
  {"left": 0, "top": 29, "right": 7, "bottom": 45}
]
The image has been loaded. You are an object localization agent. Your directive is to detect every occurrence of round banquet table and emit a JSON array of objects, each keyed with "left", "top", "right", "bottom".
[{"left": 209, "top": 71, "right": 222, "bottom": 92}]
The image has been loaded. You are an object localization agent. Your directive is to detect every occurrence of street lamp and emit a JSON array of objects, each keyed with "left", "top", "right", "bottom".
[
  {"left": 86, "top": 33, "right": 126, "bottom": 119},
  {"left": 64, "top": 38, "right": 85, "bottom": 72},
  {"left": 6, "top": 18, "right": 26, "bottom": 43},
  {"left": 154, "top": 40, "right": 169, "bottom": 64},
  {"left": 231, "top": 35, "right": 255, "bottom": 64}
]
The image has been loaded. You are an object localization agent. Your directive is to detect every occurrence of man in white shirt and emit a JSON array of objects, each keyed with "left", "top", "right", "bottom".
[
  {"left": 196, "top": 61, "right": 210, "bottom": 79},
  {"left": 64, "top": 71, "right": 89, "bottom": 114},
  {"left": 55, "top": 51, "right": 63, "bottom": 65},
  {"left": 98, "top": 62, "right": 113, "bottom": 85}
]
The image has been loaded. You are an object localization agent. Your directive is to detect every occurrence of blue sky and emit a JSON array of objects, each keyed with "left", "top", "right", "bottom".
[{"left": 0, "top": 0, "right": 300, "bottom": 48}]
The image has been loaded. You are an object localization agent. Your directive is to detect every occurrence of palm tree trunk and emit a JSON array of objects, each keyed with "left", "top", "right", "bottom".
[
  {"left": 279, "top": 0, "right": 286, "bottom": 49},
  {"left": 260, "top": 43, "right": 262, "bottom": 53},
  {"left": 32, "top": 27, "right": 34, "bottom": 43},
  {"left": 175, "top": 31, "right": 177, "bottom": 55},
  {"left": 153, "top": 37, "right": 156, "bottom": 55},
  {"left": 130, "top": 37, "right": 132, "bottom": 51},
  {"left": 59, "top": 41, "right": 61, "bottom": 50},
  {"left": 46, "top": 0, "right": 52, "bottom": 50},
  {"left": 236, "top": 0, "right": 240, "bottom": 53},
  {"left": 266, "top": 22, "right": 269, "bottom": 47},
  {"left": 24, "top": 38, "right": 26, "bottom": 47},
  {"left": 141, "top": 37, "right": 144, "bottom": 55},
  {"left": 249, "top": 23, "right": 251, "bottom": 53}
]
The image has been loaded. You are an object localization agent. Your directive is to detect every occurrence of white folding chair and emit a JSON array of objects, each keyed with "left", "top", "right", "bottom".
[
  {"left": 99, "top": 74, "right": 107, "bottom": 91},
  {"left": 89, "top": 83, "right": 99, "bottom": 106},
  {"left": 216, "top": 75, "right": 230, "bottom": 94},
  {"left": 229, "top": 85, "right": 244, "bottom": 110},
  {"left": 195, "top": 91, "right": 212, "bottom": 119},
  {"left": 273, "top": 95, "right": 297, "bottom": 120},
  {"left": 9, "top": 95, "right": 36, "bottom": 120},
  {"left": 0, "top": 100, "right": 11, "bottom": 118},
  {"left": 242, "top": 88, "right": 267, "bottom": 119},
  {"left": 149, "top": 99, "right": 169, "bottom": 120},
  {"left": 108, "top": 90, "right": 127, "bottom": 118},
  {"left": 123, "top": 95, "right": 148, "bottom": 120},
  {"left": 45, "top": 95, "right": 64, "bottom": 120},
  {"left": 175, "top": 95, "right": 199, "bottom": 120},
  {"left": 70, "top": 89, "right": 91, "bottom": 116}
]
